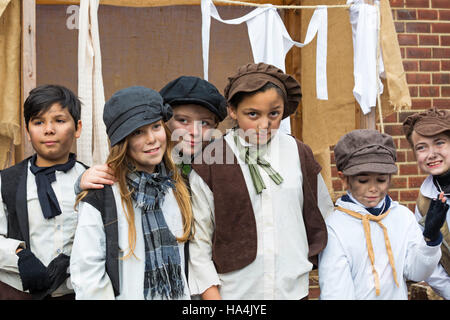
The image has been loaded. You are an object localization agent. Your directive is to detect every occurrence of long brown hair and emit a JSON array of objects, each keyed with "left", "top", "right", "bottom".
[{"left": 76, "top": 122, "right": 192, "bottom": 259}]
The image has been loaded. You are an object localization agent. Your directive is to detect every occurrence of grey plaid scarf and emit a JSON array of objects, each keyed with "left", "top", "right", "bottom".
[{"left": 126, "top": 164, "right": 185, "bottom": 299}]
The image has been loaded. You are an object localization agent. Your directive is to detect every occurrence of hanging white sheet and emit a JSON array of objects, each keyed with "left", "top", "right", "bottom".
[
  {"left": 77, "top": 0, "right": 108, "bottom": 166},
  {"left": 347, "top": 0, "right": 385, "bottom": 115},
  {"left": 201, "top": 0, "right": 328, "bottom": 133}
]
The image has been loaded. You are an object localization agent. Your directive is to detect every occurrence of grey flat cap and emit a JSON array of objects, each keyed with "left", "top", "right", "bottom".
[
  {"left": 334, "top": 129, "right": 398, "bottom": 176},
  {"left": 103, "top": 86, "right": 173, "bottom": 147}
]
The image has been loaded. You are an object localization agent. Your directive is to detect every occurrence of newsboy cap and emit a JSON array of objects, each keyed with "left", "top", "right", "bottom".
[
  {"left": 402, "top": 107, "right": 450, "bottom": 142},
  {"left": 103, "top": 86, "right": 173, "bottom": 147},
  {"left": 159, "top": 76, "right": 227, "bottom": 121},
  {"left": 334, "top": 129, "right": 398, "bottom": 176},
  {"left": 223, "top": 62, "right": 302, "bottom": 119}
]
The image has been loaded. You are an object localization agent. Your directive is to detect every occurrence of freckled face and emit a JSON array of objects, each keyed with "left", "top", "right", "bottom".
[
  {"left": 411, "top": 130, "right": 450, "bottom": 176},
  {"left": 228, "top": 88, "right": 284, "bottom": 145}
]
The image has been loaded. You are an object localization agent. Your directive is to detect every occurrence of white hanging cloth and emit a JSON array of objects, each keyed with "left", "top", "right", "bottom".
[
  {"left": 77, "top": 0, "right": 108, "bottom": 166},
  {"left": 347, "top": 0, "right": 385, "bottom": 115},
  {"left": 201, "top": 0, "right": 328, "bottom": 133}
]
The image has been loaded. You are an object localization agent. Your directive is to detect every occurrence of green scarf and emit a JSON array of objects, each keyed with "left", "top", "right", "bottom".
[{"left": 233, "top": 133, "right": 283, "bottom": 194}]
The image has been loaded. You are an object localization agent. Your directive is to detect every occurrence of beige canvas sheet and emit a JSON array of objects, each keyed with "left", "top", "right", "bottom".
[{"left": 0, "top": 0, "right": 21, "bottom": 169}]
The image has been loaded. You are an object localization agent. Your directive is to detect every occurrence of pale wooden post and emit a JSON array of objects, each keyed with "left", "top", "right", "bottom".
[
  {"left": 360, "top": 108, "right": 376, "bottom": 130},
  {"left": 284, "top": 4, "right": 302, "bottom": 140},
  {"left": 19, "top": 0, "right": 36, "bottom": 161}
]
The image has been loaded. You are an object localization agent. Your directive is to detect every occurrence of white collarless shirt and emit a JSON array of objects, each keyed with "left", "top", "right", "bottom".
[{"left": 319, "top": 198, "right": 441, "bottom": 300}]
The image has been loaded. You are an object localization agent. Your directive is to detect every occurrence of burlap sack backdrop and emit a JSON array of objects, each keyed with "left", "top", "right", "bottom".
[{"left": 0, "top": 0, "right": 21, "bottom": 169}]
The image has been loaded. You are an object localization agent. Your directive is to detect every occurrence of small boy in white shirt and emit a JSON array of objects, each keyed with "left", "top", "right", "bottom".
[{"left": 319, "top": 129, "right": 444, "bottom": 300}]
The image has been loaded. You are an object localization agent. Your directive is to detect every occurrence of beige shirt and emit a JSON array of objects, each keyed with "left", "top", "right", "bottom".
[{"left": 188, "top": 131, "right": 333, "bottom": 299}]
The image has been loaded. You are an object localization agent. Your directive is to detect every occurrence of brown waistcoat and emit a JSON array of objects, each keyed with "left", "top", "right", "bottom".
[{"left": 191, "top": 136, "right": 328, "bottom": 274}]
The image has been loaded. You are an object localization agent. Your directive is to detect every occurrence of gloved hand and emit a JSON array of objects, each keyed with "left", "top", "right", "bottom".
[
  {"left": 423, "top": 195, "right": 449, "bottom": 242},
  {"left": 32, "top": 253, "right": 71, "bottom": 300},
  {"left": 17, "top": 249, "right": 51, "bottom": 293},
  {"left": 46, "top": 253, "right": 70, "bottom": 292}
]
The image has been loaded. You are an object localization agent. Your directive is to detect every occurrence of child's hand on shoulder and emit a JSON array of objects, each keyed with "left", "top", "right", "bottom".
[{"left": 80, "top": 164, "right": 116, "bottom": 190}]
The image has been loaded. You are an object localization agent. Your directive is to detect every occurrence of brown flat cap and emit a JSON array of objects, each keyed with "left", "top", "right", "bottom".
[
  {"left": 402, "top": 107, "right": 450, "bottom": 141},
  {"left": 334, "top": 129, "right": 398, "bottom": 176},
  {"left": 224, "top": 62, "right": 302, "bottom": 119}
]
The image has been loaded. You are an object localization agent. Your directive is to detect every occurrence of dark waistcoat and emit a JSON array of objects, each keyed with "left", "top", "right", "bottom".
[
  {"left": 1, "top": 157, "right": 32, "bottom": 247},
  {"left": 191, "top": 136, "right": 328, "bottom": 274},
  {"left": 1, "top": 157, "right": 88, "bottom": 249},
  {"left": 80, "top": 186, "right": 120, "bottom": 297}
]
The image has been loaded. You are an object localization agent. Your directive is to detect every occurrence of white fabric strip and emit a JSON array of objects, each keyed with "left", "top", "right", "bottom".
[
  {"left": 77, "top": 0, "right": 108, "bottom": 166},
  {"left": 201, "top": 0, "right": 328, "bottom": 101},
  {"left": 347, "top": 0, "right": 385, "bottom": 115}
]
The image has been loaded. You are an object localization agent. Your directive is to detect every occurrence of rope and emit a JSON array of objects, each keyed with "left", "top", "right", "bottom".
[
  {"left": 375, "top": 2, "right": 384, "bottom": 133},
  {"left": 213, "top": 0, "right": 352, "bottom": 9}
]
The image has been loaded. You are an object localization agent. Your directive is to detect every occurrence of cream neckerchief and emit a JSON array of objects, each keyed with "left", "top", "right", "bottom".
[{"left": 336, "top": 206, "right": 399, "bottom": 296}]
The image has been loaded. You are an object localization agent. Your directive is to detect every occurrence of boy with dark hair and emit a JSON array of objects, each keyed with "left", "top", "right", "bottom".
[{"left": 0, "top": 84, "right": 86, "bottom": 299}]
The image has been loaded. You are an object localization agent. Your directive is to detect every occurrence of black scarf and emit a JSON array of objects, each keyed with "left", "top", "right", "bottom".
[
  {"left": 432, "top": 170, "right": 450, "bottom": 194},
  {"left": 29, "top": 153, "right": 77, "bottom": 219}
]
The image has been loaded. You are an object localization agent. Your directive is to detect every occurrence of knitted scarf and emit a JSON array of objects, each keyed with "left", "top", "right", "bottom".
[{"left": 126, "top": 164, "right": 184, "bottom": 299}]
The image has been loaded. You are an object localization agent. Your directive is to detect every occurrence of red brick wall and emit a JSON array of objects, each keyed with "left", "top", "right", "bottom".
[{"left": 330, "top": 0, "right": 450, "bottom": 212}]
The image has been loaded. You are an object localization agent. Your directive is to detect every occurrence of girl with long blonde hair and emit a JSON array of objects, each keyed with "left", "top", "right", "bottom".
[{"left": 70, "top": 86, "right": 192, "bottom": 300}]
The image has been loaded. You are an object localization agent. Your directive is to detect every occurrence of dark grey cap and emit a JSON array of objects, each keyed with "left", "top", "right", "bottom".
[
  {"left": 103, "top": 86, "right": 173, "bottom": 147},
  {"left": 334, "top": 129, "right": 398, "bottom": 176},
  {"left": 159, "top": 76, "right": 227, "bottom": 121}
]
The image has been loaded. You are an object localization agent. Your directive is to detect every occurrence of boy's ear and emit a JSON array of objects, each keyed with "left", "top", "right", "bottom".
[
  {"left": 75, "top": 120, "right": 82, "bottom": 139},
  {"left": 337, "top": 171, "right": 349, "bottom": 190},
  {"left": 25, "top": 127, "right": 31, "bottom": 142}
]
